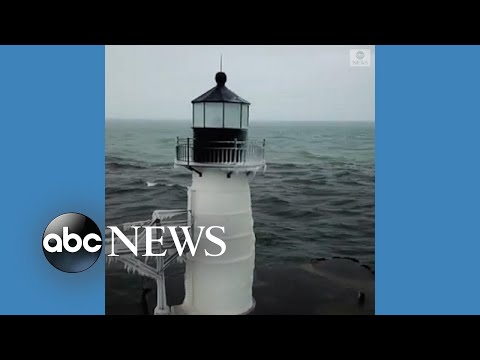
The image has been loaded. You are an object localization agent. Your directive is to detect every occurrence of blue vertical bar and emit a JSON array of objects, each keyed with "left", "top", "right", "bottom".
[
  {"left": 0, "top": 45, "right": 105, "bottom": 314},
  {"left": 376, "top": 45, "right": 480, "bottom": 314}
]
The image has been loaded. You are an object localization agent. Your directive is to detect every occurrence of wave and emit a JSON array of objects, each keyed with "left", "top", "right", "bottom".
[
  {"left": 144, "top": 181, "right": 181, "bottom": 188},
  {"left": 106, "top": 161, "right": 148, "bottom": 170},
  {"left": 106, "top": 155, "right": 175, "bottom": 171},
  {"left": 106, "top": 187, "right": 139, "bottom": 195}
]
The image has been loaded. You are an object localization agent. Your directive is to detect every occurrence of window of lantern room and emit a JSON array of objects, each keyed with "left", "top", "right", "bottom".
[
  {"left": 224, "top": 103, "right": 241, "bottom": 128},
  {"left": 241, "top": 104, "right": 249, "bottom": 128},
  {"left": 193, "top": 103, "right": 203, "bottom": 127},
  {"left": 205, "top": 103, "right": 223, "bottom": 128}
]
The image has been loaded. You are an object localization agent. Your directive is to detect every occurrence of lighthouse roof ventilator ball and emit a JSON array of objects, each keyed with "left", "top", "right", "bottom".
[{"left": 172, "top": 71, "right": 266, "bottom": 315}]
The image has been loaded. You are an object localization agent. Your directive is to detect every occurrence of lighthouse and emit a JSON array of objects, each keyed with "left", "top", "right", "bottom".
[{"left": 172, "top": 71, "right": 266, "bottom": 315}]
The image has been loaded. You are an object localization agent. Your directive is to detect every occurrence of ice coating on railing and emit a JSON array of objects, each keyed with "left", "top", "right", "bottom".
[
  {"left": 152, "top": 209, "right": 188, "bottom": 222},
  {"left": 174, "top": 138, "right": 266, "bottom": 172},
  {"left": 104, "top": 209, "right": 189, "bottom": 281}
]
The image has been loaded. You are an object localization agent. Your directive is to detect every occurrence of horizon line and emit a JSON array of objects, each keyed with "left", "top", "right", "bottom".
[{"left": 105, "top": 118, "right": 375, "bottom": 123}]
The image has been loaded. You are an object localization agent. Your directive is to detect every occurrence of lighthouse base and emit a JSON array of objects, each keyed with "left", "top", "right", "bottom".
[
  {"left": 106, "top": 257, "right": 375, "bottom": 315},
  {"left": 181, "top": 169, "right": 257, "bottom": 315},
  {"left": 170, "top": 298, "right": 256, "bottom": 315},
  {"left": 153, "top": 306, "right": 171, "bottom": 315}
]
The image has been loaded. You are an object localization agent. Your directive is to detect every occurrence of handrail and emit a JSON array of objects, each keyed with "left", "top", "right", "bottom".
[
  {"left": 175, "top": 138, "right": 266, "bottom": 166},
  {"left": 177, "top": 137, "right": 264, "bottom": 145}
]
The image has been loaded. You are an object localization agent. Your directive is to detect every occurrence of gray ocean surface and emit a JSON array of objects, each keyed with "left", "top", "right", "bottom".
[{"left": 106, "top": 120, "right": 375, "bottom": 271}]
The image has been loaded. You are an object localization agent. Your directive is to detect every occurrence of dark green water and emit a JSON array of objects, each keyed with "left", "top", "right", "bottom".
[{"left": 106, "top": 120, "right": 374, "bottom": 267}]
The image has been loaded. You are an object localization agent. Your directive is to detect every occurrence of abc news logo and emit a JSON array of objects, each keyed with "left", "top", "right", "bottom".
[
  {"left": 43, "top": 213, "right": 228, "bottom": 273},
  {"left": 350, "top": 49, "right": 371, "bottom": 67}
]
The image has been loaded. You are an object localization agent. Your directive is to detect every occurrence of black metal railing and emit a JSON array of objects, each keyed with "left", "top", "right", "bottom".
[{"left": 175, "top": 138, "right": 265, "bottom": 166}]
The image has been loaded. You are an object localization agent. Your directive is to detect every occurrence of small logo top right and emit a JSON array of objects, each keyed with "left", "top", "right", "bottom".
[{"left": 350, "top": 49, "right": 371, "bottom": 67}]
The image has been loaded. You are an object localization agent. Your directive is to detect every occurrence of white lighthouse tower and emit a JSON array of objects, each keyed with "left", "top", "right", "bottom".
[{"left": 173, "top": 71, "right": 266, "bottom": 315}]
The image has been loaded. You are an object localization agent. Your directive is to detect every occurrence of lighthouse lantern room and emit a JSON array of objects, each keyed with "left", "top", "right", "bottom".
[{"left": 175, "top": 71, "right": 265, "bottom": 172}]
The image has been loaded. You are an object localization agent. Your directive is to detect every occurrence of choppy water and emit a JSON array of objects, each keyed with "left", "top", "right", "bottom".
[{"left": 106, "top": 120, "right": 375, "bottom": 269}]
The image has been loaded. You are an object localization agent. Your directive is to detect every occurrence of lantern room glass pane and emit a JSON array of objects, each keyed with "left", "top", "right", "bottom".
[
  {"left": 224, "top": 103, "right": 241, "bottom": 128},
  {"left": 193, "top": 103, "right": 204, "bottom": 127},
  {"left": 205, "top": 103, "right": 223, "bottom": 128},
  {"left": 241, "top": 104, "right": 249, "bottom": 128}
]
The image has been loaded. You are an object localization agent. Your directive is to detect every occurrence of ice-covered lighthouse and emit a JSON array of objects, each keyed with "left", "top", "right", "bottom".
[
  {"left": 105, "top": 70, "right": 266, "bottom": 315},
  {"left": 172, "top": 71, "right": 266, "bottom": 315}
]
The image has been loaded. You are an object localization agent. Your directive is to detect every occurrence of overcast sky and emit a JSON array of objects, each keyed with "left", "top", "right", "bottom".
[{"left": 106, "top": 45, "right": 374, "bottom": 122}]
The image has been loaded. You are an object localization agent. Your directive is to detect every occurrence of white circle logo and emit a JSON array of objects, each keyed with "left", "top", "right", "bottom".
[{"left": 356, "top": 51, "right": 365, "bottom": 60}]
